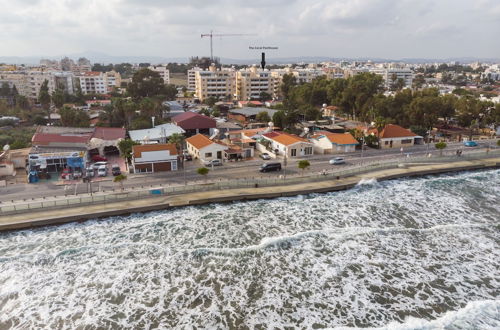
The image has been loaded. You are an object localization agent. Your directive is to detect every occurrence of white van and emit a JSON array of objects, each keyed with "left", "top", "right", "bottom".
[{"left": 97, "top": 165, "right": 108, "bottom": 177}]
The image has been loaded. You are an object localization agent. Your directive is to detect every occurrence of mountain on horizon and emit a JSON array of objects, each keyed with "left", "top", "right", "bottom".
[{"left": 1, "top": 52, "right": 498, "bottom": 66}]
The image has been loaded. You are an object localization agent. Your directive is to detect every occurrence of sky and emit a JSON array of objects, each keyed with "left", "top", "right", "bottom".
[{"left": 0, "top": 0, "right": 499, "bottom": 60}]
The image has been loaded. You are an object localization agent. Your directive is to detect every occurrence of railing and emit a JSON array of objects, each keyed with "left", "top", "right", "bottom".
[{"left": 1, "top": 149, "right": 499, "bottom": 215}]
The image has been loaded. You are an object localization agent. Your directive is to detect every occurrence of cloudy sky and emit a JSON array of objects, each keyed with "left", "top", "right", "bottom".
[{"left": 1, "top": 0, "right": 499, "bottom": 60}]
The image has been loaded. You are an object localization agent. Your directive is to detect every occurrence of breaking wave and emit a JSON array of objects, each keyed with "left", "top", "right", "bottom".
[{"left": 0, "top": 169, "right": 499, "bottom": 329}]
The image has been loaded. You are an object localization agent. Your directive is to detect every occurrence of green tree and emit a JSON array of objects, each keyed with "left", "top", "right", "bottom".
[
  {"left": 272, "top": 110, "right": 286, "bottom": 129},
  {"left": 118, "top": 139, "right": 140, "bottom": 169},
  {"left": 497, "top": 140, "right": 500, "bottom": 147},
  {"left": 197, "top": 167, "right": 209, "bottom": 181},
  {"left": 435, "top": 142, "right": 447, "bottom": 156},
  {"left": 205, "top": 97, "right": 217, "bottom": 107},
  {"left": 259, "top": 91, "right": 272, "bottom": 101},
  {"left": 59, "top": 106, "right": 90, "bottom": 127},
  {"left": 168, "top": 133, "right": 185, "bottom": 154},
  {"left": 113, "top": 174, "right": 127, "bottom": 190},
  {"left": 51, "top": 89, "right": 65, "bottom": 109},
  {"left": 297, "top": 160, "right": 310, "bottom": 176},
  {"left": 130, "top": 117, "right": 152, "bottom": 130},
  {"left": 199, "top": 108, "right": 211, "bottom": 116},
  {"left": 127, "top": 68, "right": 166, "bottom": 98},
  {"left": 38, "top": 79, "right": 51, "bottom": 124},
  {"left": 281, "top": 73, "right": 297, "bottom": 102},
  {"left": 256, "top": 111, "right": 271, "bottom": 123}
]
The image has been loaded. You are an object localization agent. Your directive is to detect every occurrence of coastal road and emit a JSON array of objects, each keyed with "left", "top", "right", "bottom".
[{"left": 0, "top": 140, "right": 497, "bottom": 202}]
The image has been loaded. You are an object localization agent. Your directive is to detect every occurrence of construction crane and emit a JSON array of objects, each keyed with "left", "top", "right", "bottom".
[{"left": 201, "top": 30, "right": 254, "bottom": 61}]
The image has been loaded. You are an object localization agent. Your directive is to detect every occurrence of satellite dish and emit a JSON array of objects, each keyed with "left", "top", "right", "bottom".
[
  {"left": 322, "top": 103, "right": 327, "bottom": 108},
  {"left": 3, "top": 144, "right": 10, "bottom": 151}
]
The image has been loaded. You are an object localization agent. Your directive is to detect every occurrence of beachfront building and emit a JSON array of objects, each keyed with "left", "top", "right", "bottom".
[
  {"left": 261, "top": 131, "right": 314, "bottom": 158},
  {"left": 131, "top": 144, "right": 178, "bottom": 173}
]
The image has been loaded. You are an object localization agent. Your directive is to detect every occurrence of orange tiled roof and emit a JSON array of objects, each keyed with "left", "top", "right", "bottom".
[
  {"left": 317, "top": 131, "right": 359, "bottom": 145},
  {"left": 186, "top": 134, "right": 216, "bottom": 150},
  {"left": 379, "top": 124, "right": 418, "bottom": 139},
  {"left": 265, "top": 132, "right": 310, "bottom": 146},
  {"left": 133, "top": 143, "right": 178, "bottom": 158}
]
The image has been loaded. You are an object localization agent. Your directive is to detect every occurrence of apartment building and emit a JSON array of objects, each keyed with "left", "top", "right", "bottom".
[
  {"left": 187, "top": 67, "right": 202, "bottom": 91},
  {"left": 292, "top": 68, "right": 325, "bottom": 84},
  {"left": 383, "top": 68, "right": 413, "bottom": 88},
  {"left": 148, "top": 65, "right": 170, "bottom": 84},
  {"left": 235, "top": 66, "right": 274, "bottom": 101},
  {"left": 194, "top": 65, "right": 235, "bottom": 101},
  {"left": 78, "top": 72, "right": 107, "bottom": 94},
  {"left": 104, "top": 70, "right": 122, "bottom": 89}
]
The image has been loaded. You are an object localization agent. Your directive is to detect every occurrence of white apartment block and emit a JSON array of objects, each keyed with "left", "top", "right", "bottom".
[
  {"left": 78, "top": 72, "right": 107, "bottom": 94},
  {"left": 187, "top": 67, "right": 202, "bottom": 91},
  {"left": 104, "top": 70, "right": 122, "bottom": 89},
  {"left": 293, "top": 69, "right": 326, "bottom": 84},
  {"left": 194, "top": 65, "right": 235, "bottom": 101},
  {"left": 235, "top": 66, "right": 274, "bottom": 101},
  {"left": 381, "top": 68, "right": 413, "bottom": 88},
  {"left": 148, "top": 65, "right": 170, "bottom": 84}
]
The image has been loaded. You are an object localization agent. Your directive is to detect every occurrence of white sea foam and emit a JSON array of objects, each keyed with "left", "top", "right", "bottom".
[
  {"left": 0, "top": 169, "right": 499, "bottom": 329},
  {"left": 357, "top": 177, "right": 378, "bottom": 186}
]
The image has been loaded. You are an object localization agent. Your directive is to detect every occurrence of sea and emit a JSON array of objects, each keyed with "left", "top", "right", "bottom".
[{"left": 0, "top": 169, "right": 499, "bottom": 329}]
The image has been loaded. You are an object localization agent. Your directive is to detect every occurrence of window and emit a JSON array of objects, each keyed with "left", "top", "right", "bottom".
[
  {"left": 205, "top": 152, "right": 212, "bottom": 158},
  {"left": 385, "top": 141, "right": 389, "bottom": 145},
  {"left": 401, "top": 139, "right": 413, "bottom": 144},
  {"left": 304, "top": 147, "right": 313, "bottom": 155},
  {"left": 171, "top": 161, "right": 178, "bottom": 171},
  {"left": 291, "top": 149, "right": 297, "bottom": 157}
]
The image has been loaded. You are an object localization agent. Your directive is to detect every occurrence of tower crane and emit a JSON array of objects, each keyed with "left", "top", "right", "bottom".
[{"left": 201, "top": 30, "right": 255, "bottom": 61}]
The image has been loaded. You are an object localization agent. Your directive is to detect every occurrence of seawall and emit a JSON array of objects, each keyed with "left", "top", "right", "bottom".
[{"left": 1, "top": 157, "right": 499, "bottom": 232}]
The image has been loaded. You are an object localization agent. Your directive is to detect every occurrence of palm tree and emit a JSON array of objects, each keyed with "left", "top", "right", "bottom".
[
  {"left": 113, "top": 174, "right": 127, "bottom": 190},
  {"left": 197, "top": 167, "right": 209, "bottom": 182},
  {"left": 373, "top": 117, "right": 389, "bottom": 149},
  {"left": 298, "top": 160, "right": 310, "bottom": 176},
  {"left": 435, "top": 142, "right": 447, "bottom": 156}
]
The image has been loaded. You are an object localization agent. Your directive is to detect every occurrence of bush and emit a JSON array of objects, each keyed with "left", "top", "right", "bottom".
[
  {"left": 435, "top": 142, "right": 447, "bottom": 150},
  {"left": 497, "top": 140, "right": 500, "bottom": 147}
]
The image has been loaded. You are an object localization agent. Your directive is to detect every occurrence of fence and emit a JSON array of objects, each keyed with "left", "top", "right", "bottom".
[{"left": 1, "top": 149, "right": 499, "bottom": 215}]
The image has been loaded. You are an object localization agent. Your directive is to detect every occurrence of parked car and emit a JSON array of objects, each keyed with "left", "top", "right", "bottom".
[
  {"left": 463, "top": 141, "right": 478, "bottom": 147},
  {"left": 91, "top": 155, "right": 108, "bottom": 162},
  {"left": 97, "top": 165, "right": 108, "bottom": 177},
  {"left": 93, "top": 161, "right": 108, "bottom": 169},
  {"left": 183, "top": 153, "right": 193, "bottom": 161},
  {"left": 204, "top": 159, "right": 223, "bottom": 167},
  {"left": 260, "top": 153, "right": 271, "bottom": 160},
  {"left": 111, "top": 164, "right": 121, "bottom": 176},
  {"left": 60, "top": 168, "right": 72, "bottom": 180},
  {"left": 85, "top": 167, "right": 95, "bottom": 177},
  {"left": 329, "top": 157, "right": 345, "bottom": 165},
  {"left": 259, "top": 162, "right": 282, "bottom": 172},
  {"left": 73, "top": 168, "right": 83, "bottom": 179}
]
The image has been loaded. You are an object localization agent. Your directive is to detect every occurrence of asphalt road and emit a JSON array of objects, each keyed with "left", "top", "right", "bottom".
[{"left": 1, "top": 139, "right": 497, "bottom": 202}]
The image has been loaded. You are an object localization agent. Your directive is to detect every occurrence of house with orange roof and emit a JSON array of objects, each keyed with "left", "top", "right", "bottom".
[
  {"left": 132, "top": 143, "right": 178, "bottom": 173},
  {"left": 185, "top": 134, "right": 228, "bottom": 161},
  {"left": 261, "top": 131, "right": 314, "bottom": 158},
  {"left": 310, "top": 131, "right": 359, "bottom": 154},
  {"left": 376, "top": 124, "right": 423, "bottom": 149}
]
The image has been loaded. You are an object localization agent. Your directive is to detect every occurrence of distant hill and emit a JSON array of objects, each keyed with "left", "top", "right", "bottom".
[{"left": 1, "top": 52, "right": 498, "bottom": 66}]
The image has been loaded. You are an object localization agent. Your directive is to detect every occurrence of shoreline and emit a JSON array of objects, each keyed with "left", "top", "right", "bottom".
[{"left": 1, "top": 157, "right": 499, "bottom": 232}]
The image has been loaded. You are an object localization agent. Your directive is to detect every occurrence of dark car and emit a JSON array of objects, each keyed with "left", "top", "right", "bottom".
[
  {"left": 111, "top": 164, "right": 121, "bottom": 176},
  {"left": 183, "top": 153, "right": 193, "bottom": 161},
  {"left": 259, "top": 162, "right": 282, "bottom": 173}
]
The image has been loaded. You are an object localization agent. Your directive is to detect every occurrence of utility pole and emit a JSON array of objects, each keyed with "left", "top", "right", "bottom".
[{"left": 201, "top": 31, "right": 255, "bottom": 61}]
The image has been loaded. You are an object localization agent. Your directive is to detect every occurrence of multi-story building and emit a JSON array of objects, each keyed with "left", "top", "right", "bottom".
[
  {"left": 194, "top": 65, "right": 235, "bottom": 101},
  {"left": 53, "top": 72, "right": 76, "bottom": 95},
  {"left": 27, "top": 70, "right": 57, "bottom": 99},
  {"left": 148, "top": 65, "right": 170, "bottom": 84},
  {"left": 235, "top": 66, "right": 274, "bottom": 101},
  {"left": 104, "top": 70, "right": 122, "bottom": 89},
  {"left": 292, "top": 68, "right": 325, "bottom": 84},
  {"left": 78, "top": 72, "right": 107, "bottom": 94},
  {"left": 187, "top": 66, "right": 202, "bottom": 91},
  {"left": 381, "top": 68, "right": 413, "bottom": 88}
]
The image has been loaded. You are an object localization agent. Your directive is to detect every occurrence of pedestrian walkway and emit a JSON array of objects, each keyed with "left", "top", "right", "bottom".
[{"left": 0, "top": 157, "right": 499, "bottom": 231}]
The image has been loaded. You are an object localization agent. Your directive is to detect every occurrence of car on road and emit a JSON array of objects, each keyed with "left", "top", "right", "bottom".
[
  {"left": 111, "top": 164, "right": 121, "bottom": 176},
  {"left": 97, "top": 165, "right": 108, "bottom": 177},
  {"left": 85, "top": 167, "right": 95, "bottom": 177},
  {"left": 329, "top": 157, "right": 345, "bottom": 165},
  {"left": 259, "top": 162, "right": 282, "bottom": 172},
  {"left": 260, "top": 153, "right": 271, "bottom": 160},
  {"left": 93, "top": 161, "right": 108, "bottom": 170},
  {"left": 204, "top": 159, "right": 223, "bottom": 167},
  {"left": 463, "top": 141, "right": 478, "bottom": 147}
]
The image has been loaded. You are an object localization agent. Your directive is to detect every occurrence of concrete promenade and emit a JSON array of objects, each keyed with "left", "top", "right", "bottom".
[{"left": 1, "top": 157, "right": 499, "bottom": 232}]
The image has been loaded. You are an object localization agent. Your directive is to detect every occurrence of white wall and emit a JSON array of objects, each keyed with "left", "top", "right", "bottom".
[{"left": 135, "top": 150, "right": 176, "bottom": 163}]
